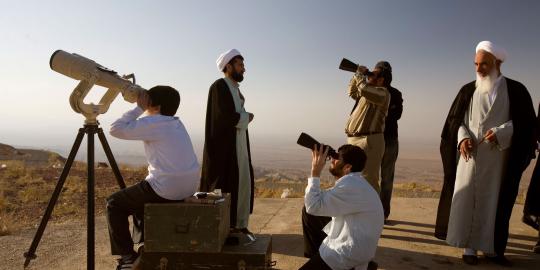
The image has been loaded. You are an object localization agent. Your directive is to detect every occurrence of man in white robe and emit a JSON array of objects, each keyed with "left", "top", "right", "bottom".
[{"left": 440, "top": 41, "right": 536, "bottom": 266}]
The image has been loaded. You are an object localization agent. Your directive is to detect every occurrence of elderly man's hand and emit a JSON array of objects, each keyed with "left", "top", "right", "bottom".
[
  {"left": 479, "top": 129, "right": 498, "bottom": 144},
  {"left": 459, "top": 138, "right": 474, "bottom": 162},
  {"left": 311, "top": 144, "right": 329, "bottom": 178}
]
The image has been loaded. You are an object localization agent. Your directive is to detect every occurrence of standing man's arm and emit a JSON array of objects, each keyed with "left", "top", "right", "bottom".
[
  {"left": 210, "top": 84, "right": 241, "bottom": 129},
  {"left": 458, "top": 108, "right": 474, "bottom": 161},
  {"left": 482, "top": 121, "right": 513, "bottom": 150},
  {"left": 349, "top": 72, "right": 389, "bottom": 106}
]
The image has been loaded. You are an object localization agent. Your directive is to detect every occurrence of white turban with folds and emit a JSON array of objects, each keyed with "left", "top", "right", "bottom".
[
  {"left": 216, "top": 49, "right": 242, "bottom": 72},
  {"left": 475, "top": 41, "right": 507, "bottom": 62}
]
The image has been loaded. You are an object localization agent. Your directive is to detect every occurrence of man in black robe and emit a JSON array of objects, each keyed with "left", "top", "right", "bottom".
[
  {"left": 200, "top": 49, "right": 255, "bottom": 235},
  {"left": 522, "top": 102, "right": 540, "bottom": 253},
  {"left": 435, "top": 41, "right": 536, "bottom": 265}
]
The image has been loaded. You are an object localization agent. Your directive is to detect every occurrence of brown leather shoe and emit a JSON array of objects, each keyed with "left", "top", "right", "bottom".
[{"left": 462, "top": 255, "right": 478, "bottom": 265}]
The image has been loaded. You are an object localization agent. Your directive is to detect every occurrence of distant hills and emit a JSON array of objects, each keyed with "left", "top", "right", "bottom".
[{"left": 0, "top": 142, "right": 66, "bottom": 166}]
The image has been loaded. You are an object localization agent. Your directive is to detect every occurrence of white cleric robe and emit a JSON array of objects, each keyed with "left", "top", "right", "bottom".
[
  {"left": 446, "top": 77, "right": 513, "bottom": 253},
  {"left": 224, "top": 77, "right": 252, "bottom": 229}
]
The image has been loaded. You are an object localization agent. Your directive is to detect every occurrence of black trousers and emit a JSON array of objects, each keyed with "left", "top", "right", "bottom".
[
  {"left": 106, "top": 180, "right": 177, "bottom": 255},
  {"left": 380, "top": 137, "right": 399, "bottom": 219},
  {"left": 525, "top": 157, "right": 540, "bottom": 217},
  {"left": 302, "top": 206, "right": 331, "bottom": 258},
  {"left": 299, "top": 252, "right": 333, "bottom": 270}
]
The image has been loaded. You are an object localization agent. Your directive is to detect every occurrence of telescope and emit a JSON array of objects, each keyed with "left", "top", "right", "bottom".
[
  {"left": 297, "top": 132, "right": 339, "bottom": 160},
  {"left": 25, "top": 50, "right": 135, "bottom": 269},
  {"left": 50, "top": 50, "right": 146, "bottom": 124},
  {"left": 339, "top": 58, "right": 374, "bottom": 76}
]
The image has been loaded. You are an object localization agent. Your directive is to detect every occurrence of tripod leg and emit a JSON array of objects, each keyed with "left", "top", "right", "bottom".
[
  {"left": 97, "top": 128, "right": 126, "bottom": 189},
  {"left": 23, "top": 128, "right": 85, "bottom": 268},
  {"left": 86, "top": 125, "right": 96, "bottom": 270}
]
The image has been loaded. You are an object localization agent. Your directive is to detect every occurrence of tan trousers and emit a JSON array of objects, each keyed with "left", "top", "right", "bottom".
[{"left": 347, "top": 134, "right": 385, "bottom": 193}]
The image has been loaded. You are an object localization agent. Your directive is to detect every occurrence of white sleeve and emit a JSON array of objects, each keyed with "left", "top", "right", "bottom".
[
  {"left": 304, "top": 177, "right": 358, "bottom": 216},
  {"left": 491, "top": 120, "right": 513, "bottom": 150},
  {"left": 457, "top": 124, "right": 472, "bottom": 149},
  {"left": 236, "top": 112, "right": 250, "bottom": 130},
  {"left": 457, "top": 108, "right": 472, "bottom": 149},
  {"left": 109, "top": 107, "right": 159, "bottom": 140}
]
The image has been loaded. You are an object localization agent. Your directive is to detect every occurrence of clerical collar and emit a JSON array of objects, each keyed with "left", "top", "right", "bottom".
[{"left": 224, "top": 77, "right": 240, "bottom": 88}]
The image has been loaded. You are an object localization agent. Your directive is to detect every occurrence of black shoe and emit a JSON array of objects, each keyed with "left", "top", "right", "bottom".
[
  {"left": 462, "top": 255, "right": 478, "bottom": 265},
  {"left": 367, "top": 260, "right": 378, "bottom": 270},
  {"left": 486, "top": 255, "right": 512, "bottom": 267},
  {"left": 533, "top": 241, "right": 540, "bottom": 254},
  {"left": 239, "top": 228, "right": 257, "bottom": 241},
  {"left": 116, "top": 255, "right": 136, "bottom": 270},
  {"left": 522, "top": 214, "right": 539, "bottom": 230}
]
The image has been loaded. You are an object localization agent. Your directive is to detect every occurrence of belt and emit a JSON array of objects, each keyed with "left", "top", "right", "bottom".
[{"left": 346, "top": 132, "right": 382, "bottom": 137}]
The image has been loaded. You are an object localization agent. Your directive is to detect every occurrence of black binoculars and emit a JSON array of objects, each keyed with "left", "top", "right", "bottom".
[
  {"left": 339, "top": 58, "right": 374, "bottom": 76},
  {"left": 296, "top": 132, "right": 339, "bottom": 160}
]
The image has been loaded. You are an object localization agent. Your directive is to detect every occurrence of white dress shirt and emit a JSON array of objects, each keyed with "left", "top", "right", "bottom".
[
  {"left": 110, "top": 107, "right": 200, "bottom": 200},
  {"left": 305, "top": 172, "right": 384, "bottom": 270}
]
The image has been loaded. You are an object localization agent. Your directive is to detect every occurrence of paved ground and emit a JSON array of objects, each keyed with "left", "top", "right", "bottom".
[{"left": 1, "top": 198, "right": 539, "bottom": 269}]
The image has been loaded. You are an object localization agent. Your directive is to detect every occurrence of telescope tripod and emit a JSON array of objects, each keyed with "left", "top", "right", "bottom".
[{"left": 23, "top": 123, "right": 126, "bottom": 270}]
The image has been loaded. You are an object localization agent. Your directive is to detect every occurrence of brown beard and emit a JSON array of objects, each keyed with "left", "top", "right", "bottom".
[{"left": 329, "top": 161, "right": 346, "bottom": 178}]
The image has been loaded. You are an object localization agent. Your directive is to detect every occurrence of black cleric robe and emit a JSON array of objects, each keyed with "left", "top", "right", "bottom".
[
  {"left": 524, "top": 102, "right": 540, "bottom": 216},
  {"left": 435, "top": 77, "right": 536, "bottom": 255},
  {"left": 200, "top": 78, "right": 254, "bottom": 227}
]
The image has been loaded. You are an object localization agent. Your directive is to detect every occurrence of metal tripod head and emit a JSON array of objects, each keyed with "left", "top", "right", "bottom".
[{"left": 69, "top": 71, "right": 138, "bottom": 125}]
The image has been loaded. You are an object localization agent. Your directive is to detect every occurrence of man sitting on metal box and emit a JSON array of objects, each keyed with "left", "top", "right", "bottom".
[
  {"left": 301, "top": 144, "right": 384, "bottom": 270},
  {"left": 107, "top": 86, "right": 200, "bottom": 270}
]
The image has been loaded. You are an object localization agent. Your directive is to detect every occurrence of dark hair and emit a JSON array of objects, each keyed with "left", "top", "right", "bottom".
[
  {"left": 222, "top": 55, "right": 245, "bottom": 73},
  {"left": 337, "top": 144, "right": 367, "bottom": 172},
  {"left": 375, "top": 61, "right": 392, "bottom": 87},
  {"left": 147, "top": 86, "right": 180, "bottom": 116}
]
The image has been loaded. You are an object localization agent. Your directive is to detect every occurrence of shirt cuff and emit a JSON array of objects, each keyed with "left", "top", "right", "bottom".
[{"left": 308, "top": 177, "right": 320, "bottom": 186}]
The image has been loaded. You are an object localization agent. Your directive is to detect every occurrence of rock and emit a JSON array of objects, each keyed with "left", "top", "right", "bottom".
[
  {"left": 281, "top": 188, "right": 290, "bottom": 199},
  {"left": 97, "top": 162, "right": 109, "bottom": 168}
]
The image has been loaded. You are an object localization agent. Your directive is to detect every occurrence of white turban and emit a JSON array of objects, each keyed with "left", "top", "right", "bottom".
[
  {"left": 216, "top": 49, "right": 242, "bottom": 72},
  {"left": 475, "top": 41, "right": 507, "bottom": 62}
]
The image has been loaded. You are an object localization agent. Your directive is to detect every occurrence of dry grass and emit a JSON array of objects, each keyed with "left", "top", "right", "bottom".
[
  {"left": 0, "top": 158, "right": 530, "bottom": 236},
  {"left": 0, "top": 160, "right": 146, "bottom": 235},
  {"left": 0, "top": 188, "right": 15, "bottom": 236},
  {"left": 0, "top": 211, "right": 15, "bottom": 236}
]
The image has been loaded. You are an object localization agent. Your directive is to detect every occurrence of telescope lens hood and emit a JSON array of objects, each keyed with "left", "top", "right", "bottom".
[{"left": 49, "top": 50, "right": 62, "bottom": 70}]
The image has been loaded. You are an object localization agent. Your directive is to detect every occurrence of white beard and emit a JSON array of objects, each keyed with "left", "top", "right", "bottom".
[{"left": 475, "top": 69, "right": 499, "bottom": 94}]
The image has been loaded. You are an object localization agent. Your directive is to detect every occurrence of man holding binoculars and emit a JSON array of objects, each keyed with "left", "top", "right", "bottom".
[{"left": 345, "top": 63, "right": 392, "bottom": 194}]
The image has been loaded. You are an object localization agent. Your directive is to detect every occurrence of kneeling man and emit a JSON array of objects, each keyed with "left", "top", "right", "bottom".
[{"left": 301, "top": 144, "right": 384, "bottom": 270}]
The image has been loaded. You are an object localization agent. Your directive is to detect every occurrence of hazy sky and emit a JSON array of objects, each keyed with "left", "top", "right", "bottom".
[{"left": 1, "top": 0, "right": 539, "bottom": 156}]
